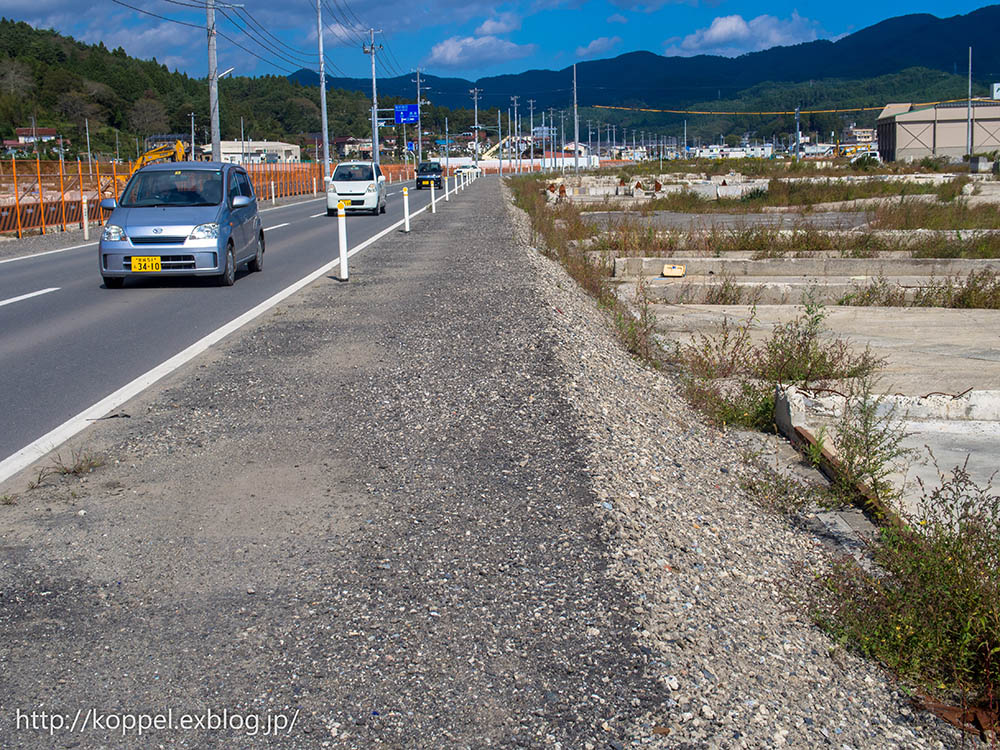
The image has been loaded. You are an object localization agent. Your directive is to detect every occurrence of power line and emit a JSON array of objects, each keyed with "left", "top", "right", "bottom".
[{"left": 593, "top": 97, "right": 996, "bottom": 116}]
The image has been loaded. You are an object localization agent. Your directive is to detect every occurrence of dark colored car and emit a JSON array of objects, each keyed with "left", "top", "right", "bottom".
[{"left": 415, "top": 161, "right": 443, "bottom": 189}]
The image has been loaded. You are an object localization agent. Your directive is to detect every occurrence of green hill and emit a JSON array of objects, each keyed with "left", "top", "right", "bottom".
[{"left": 0, "top": 17, "right": 375, "bottom": 160}]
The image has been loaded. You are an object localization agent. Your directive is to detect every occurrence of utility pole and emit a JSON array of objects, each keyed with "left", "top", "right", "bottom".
[
  {"left": 596, "top": 120, "right": 600, "bottom": 162},
  {"left": 414, "top": 69, "right": 429, "bottom": 164},
  {"left": 540, "top": 111, "right": 546, "bottom": 170},
  {"left": 85, "top": 117, "right": 92, "bottom": 176},
  {"left": 510, "top": 96, "right": 519, "bottom": 173},
  {"left": 470, "top": 88, "right": 481, "bottom": 166},
  {"left": 445, "top": 116, "right": 449, "bottom": 175},
  {"left": 683, "top": 120, "right": 687, "bottom": 157},
  {"left": 573, "top": 63, "right": 579, "bottom": 173},
  {"left": 795, "top": 106, "right": 801, "bottom": 161},
  {"left": 497, "top": 110, "right": 502, "bottom": 175},
  {"left": 967, "top": 46, "right": 973, "bottom": 158},
  {"left": 206, "top": 0, "right": 221, "bottom": 161},
  {"left": 189, "top": 112, "right": 196, "bottom": 160},
  {"left": 363, "top": 29, "right": 382, "bottom": 165},
  {"left": 587, "top": 119, "right": 592, "bottom": 157},
  {"left": 240, "top": 117, "right": 245, "bottom": 162},
  {"left": 115, "top": 130, "right": 120, "bottom": 162},
  {"left": 316, "top": 0, "right": 330, "bottom": 181},
  {"left": 527, "top": 99, "right": 535, "bottom": 170}
]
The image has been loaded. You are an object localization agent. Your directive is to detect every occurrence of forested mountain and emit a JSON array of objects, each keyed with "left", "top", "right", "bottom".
[
  {"left": 3, "top": 5, "right": 998, "bottom": 158},
  {"left": 0, "top": 18, "right": 377, "bottom": 159}
]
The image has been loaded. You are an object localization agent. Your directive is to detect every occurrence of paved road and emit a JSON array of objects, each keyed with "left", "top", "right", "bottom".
[{"left": 0, "top": 182, "right": 439, "bottom": 466}]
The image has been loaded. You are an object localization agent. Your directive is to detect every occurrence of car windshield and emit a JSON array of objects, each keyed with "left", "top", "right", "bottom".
[
  {"left": 119, "top": 169, "right": 223, "bottom": 207},
  {"left": 333, "top": 164, "right": 374, "bottom": 181},
  {"left": 418, "top": 162, "right": 441, "bottom": 173}
]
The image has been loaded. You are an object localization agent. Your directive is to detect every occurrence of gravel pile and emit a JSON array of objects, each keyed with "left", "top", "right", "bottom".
[{"left": 502, "top": 181, "right": 964, "bottom": 749}]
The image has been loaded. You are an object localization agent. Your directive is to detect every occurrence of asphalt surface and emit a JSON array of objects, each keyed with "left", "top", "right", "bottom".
[
  {"left": 0, "top": 183, "right": 437, "bottom": 466},
  {"left": 0, "top": 175, "right": 660, "bottom": 748}
]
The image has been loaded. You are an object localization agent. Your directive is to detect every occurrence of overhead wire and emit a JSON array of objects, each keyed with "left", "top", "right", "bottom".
[{"left": 593, "top": 97, "right": 996, "bottom": 116}]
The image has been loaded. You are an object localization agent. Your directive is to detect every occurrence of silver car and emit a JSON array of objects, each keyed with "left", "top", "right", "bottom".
[{"left": 98, "top": 162, "right": 264, "bottom": 288}]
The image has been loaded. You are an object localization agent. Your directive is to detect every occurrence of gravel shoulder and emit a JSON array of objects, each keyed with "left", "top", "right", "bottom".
[{"left": 0, "top": 177, "right": 964, "bottom": 748}]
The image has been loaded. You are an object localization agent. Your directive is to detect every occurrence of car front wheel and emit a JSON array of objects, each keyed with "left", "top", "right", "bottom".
[
  {"left": 248, "top": 233, "right": 264, "bottom": 272},
  {"left": 103, "top": 276, "right": 124, "bottom": 289},
  {"left": 217, "top": 245, "right": 236, "bottom": 286}
]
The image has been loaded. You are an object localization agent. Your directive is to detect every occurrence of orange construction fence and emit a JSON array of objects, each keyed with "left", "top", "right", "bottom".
[{"left": 0, "top": 158, "right": 551, "bottom": 237}]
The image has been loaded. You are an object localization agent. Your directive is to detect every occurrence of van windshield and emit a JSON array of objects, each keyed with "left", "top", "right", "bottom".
[
  {"left": 119, "top": 170, "right": 224, "bottom": 207},
  {"left": 418, "top": 162, "right": 441, "bottom": 173},
  {"left": 333, "top": 164, "right": 374, "bottom": 181}
]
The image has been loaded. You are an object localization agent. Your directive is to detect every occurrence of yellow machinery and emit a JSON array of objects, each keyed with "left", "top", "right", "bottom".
[{"left": 130, "top": 140, "right": 187, "bottom": 175}]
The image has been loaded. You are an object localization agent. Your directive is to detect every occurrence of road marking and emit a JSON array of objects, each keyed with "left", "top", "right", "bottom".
[
  {"left": 0, "top": 242, "right": 97, "bottom": 266},
  {"left": 257, "top": 196, "right": 324, "bottom": 213},
  {"left": 0, "top": 199, "right": 434, "bottom": 485},
  {"left": 310, "top": 212, "right": 327, "bottom": 218},
  {"left": 264, "top": 223, "right": 289, "bottom": 231},
  {"left": 0, "top": 287, "right": 60, "bottom": 309}
]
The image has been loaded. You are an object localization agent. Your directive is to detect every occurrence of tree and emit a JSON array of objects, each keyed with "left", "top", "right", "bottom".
[
  {"left": 129, "top": 97, "right": 168, "bottom": 135},
  {"left": 0, "top": 57, "right": 34, "bottom": 97}
]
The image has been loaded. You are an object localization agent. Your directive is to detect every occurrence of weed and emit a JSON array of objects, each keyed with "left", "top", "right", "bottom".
[
  {"left": 817, "top": 461, "right": 1000, "bottom": 711},
  {"left": 1, "top": 493, "right": 17, "bottom": 506},
  {"left": 26, "top": 466, "right": 56, "bottom": 490},
  {"left": 704, "top": 274, "right": 744, "bottom": 305},
  {"left": 677, "top": 300, "right": 883, "bottom": 431},
  {"left": 806, "top": 426, "right": 829, "bottom": 468},
  {"left": 841, "top": 270, "right": 1000, "bottom": 309},
  {"left": 614, "top": 275, "right": 660, "bottom": 362},
  {"left": 52, "top": 448, "right": 106, "bottom": 476},
  {"left": 872, "top": 200, "right": 1000, "bottom": 230},
  {"left": 831, "top": 372, "right": 912, "bottom": 506}
]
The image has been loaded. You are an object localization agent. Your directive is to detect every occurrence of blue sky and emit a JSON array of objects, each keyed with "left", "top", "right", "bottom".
[{"left": 5, "top": 0, "right": 994, "bottom": 80}]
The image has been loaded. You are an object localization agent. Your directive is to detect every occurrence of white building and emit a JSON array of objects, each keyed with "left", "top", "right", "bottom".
[{"left": 200, "top": 140, "right": 301, "bottom": 163}]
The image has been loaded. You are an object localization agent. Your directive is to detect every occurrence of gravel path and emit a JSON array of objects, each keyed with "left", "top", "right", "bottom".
[{"left": 0, "top": 176, "right": 965, "bottom": 749}]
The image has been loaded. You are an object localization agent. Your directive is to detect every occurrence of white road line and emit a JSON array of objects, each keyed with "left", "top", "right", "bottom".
[
  {"left": 0, "top": 199, "right": 433, "bottom": 485},
  {"left": 258, "top": 196, "right": 324, "bottom": 213},
  {"left": 310, "top": 212, "right": 327, "bottom": 218},
  {"left": 0, "top": 242, "right": 97, "bottom": 266},
  {"left": 0, "top": 287, "right": 60, "bottom": 308},
  {"left": 264, "top": 223, "right": 289, "bottom": 231}
]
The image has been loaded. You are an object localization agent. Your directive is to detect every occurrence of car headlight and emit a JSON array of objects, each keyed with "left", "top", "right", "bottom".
[
  {"left": 102, "top": 224, "right": 127, "bottom": 242},
  {"left": 366, "top": 183, "right": 376, "bottom": 193},
  {"left": 189, "top": 223, "right": 219, "bottom": 240}
]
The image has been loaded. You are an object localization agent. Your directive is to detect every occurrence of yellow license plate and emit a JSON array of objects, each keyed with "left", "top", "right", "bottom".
[{"left": 131, "top": 256, "right": 161, "bottom": 272}]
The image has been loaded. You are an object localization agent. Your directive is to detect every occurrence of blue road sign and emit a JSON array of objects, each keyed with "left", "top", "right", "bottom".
[
  {"left": 395, "top": 104, "right": 419, "bottom": 125},
  {"left": 406, "top": 141, "right": 415, "bottom": 152}
]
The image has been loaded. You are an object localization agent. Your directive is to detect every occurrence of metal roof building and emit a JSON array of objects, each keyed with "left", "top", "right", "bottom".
[{"left": 877, "top": 100, "right": 1000, "bottom": 162}]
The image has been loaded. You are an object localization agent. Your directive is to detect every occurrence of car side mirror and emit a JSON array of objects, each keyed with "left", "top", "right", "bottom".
[
  {"left": 100, "top": 198, "right": 117, "bottom": 211},
  {"left": 232, "top": 195, "right": 252, "bottom": 208},
  {"left": 377, "top": 175, "right": 385, "bottom": 183}
]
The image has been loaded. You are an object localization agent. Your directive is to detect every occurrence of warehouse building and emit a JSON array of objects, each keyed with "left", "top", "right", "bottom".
[{"left": 877, "top": 100, "right": 1000, "bottom": 162}]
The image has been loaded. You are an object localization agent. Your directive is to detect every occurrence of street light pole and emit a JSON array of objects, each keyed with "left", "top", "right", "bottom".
[
  {"left": 470, "top": 88, "right": 481, "bottom": 166},
  {"left": 573, "top": 63, "right": 579, "bottom": 173},
  {"left": 510, "top": 96, "right": 519, "bottom": 174},
  {"left": 527, "top": 99, "right": 535, "bottom": 171}
]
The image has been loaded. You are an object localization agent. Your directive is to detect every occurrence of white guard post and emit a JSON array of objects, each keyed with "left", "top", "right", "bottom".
[
  {"left": 430, "top": 182, "right": 436, "bottom": 214},
  {"left": 81, "top": 197, "right": 89, "bottom": 240},
  {"left": 337, "top": 200, "right": 348, "bottom": 281},
  {"left": 403, "top": 187, "right": 410, "bottom": 232}
]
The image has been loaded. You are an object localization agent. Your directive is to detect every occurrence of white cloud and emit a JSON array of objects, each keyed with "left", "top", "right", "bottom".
[
  {"left": 606, "top": 13, "right": 628, "bottom": 24},
  {"left": 575, "top": 36, "right": 622, "bottom": 59},
  {"left": 426, "top": 35, "right": 537, "bottom": 70},
  {"left": 475, "top": 13, "right": 521, "bottom": 35},
  {"left": 665, "top": 11, "right": 819, "bottom": 57}
]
